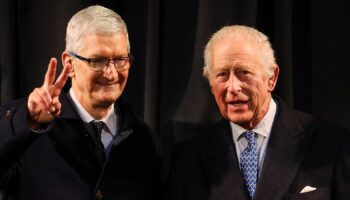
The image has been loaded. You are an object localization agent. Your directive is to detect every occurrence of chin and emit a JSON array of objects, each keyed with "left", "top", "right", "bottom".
[
  {"left": 96, "top": 99, "right": 115, "bottom": 108},
  {"left": 227, "top": 113, "right": 253, "bottom": 126},
  {"left": 95, "top": 94, "right": 119, "bottom": 107}
]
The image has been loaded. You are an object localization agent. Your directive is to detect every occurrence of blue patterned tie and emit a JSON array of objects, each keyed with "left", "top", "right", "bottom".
[{"left": 240, "top": 131, "right": 258, "bottom": 199}]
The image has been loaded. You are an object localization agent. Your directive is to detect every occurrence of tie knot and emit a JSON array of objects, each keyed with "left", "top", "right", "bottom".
[
  {"left": 90, "top": 121, "right": 105, "bottom": 138},
  {"left": 244, "top": 131, "right": 256, "bottom": 145}
]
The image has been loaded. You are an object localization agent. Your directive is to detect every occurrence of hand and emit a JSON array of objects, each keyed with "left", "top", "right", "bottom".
[{"left": 27, "top": 58, "right": 71, "bottom": 129}]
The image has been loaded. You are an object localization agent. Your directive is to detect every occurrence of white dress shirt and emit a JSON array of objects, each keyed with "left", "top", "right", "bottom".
[
  {"left": 69, "top": 88, "right": 118, "bottom": 149},
  {"left": 230, "top": 98, "right": 277, "bottom": 176}
]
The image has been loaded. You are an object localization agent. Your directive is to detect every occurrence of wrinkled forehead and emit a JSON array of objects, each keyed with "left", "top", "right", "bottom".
[
  {"left": 211, "top": 37, "right": 261, "bottom": 61},
  {"left": 212, "top": 35, "right": 260, "bottom": 50},
  {"left": 79, "top": 33, "right": 129, "bottom": 54}
]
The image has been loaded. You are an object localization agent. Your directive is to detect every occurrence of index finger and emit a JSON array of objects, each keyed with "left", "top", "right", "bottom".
[
  {"left": 54, "top": 62, "right": 71, "bottom": 91},
  {"left": 43, "top": 58, "right": 58, "bottom": 87}
]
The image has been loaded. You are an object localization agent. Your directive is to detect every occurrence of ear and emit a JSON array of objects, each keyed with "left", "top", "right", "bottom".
[
  {"left": 210, "top": 83, "right": 215, "bottom": 95},
  {"left": 207, "top": 75, "right": 215, "bottom": 95},
  {"left": 61, "top": 51, "right": 75, "bottom": 77},
  {"left": 267, "top": 65, "right": 279, "bottom": 92}
]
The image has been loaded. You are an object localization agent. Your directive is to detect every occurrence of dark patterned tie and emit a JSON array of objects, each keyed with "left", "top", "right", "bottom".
[
  {"left": 90, "top": 121, "right": 105, "bottom": 140},
  {"left": 90, "top": 121, "right": 105, "bottom": 151},
  {"left": 240, "top": 131, "right": 258, "bottom": 199}
]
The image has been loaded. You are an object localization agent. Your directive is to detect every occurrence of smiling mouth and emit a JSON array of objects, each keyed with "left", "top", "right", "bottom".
[
  {"left": 98, "top": 82, "right": 118, "bottom": 86},
  {"left": 228, "top": 100, "right": 249, "bottom": 107},
  {"left": 232, "top": 102, "right": 245, "bottom": 106}
]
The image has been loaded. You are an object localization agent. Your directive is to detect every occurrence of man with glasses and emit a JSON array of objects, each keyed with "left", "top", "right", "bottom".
[{"left": 0, "top": 5, "right": 161, "bottom": 200}]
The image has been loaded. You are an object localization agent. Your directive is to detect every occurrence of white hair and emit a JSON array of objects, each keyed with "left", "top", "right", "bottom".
[
  {"left": 65, "top": 5, "right": 130, "bottom": 53},
  {"left": 203, "top": 25, "right": 276, "bottom": 79}
]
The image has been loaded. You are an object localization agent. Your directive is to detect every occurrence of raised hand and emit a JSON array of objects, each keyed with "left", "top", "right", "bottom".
[{"left": 27, "top": 58, "right": 71, "bottom": 129}]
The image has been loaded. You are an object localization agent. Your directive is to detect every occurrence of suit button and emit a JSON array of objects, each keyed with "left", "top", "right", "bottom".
[{"left": 96, "top": 189, "right": 103, "bottom": 200}]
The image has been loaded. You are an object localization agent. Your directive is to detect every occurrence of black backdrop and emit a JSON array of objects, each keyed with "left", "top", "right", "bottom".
[{"left": 1, "top": 0, "right": 350, "bottom": 147}]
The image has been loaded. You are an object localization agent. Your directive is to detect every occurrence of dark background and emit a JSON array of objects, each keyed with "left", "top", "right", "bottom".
[{"left": 1, "top": 0, "right": 349, "bottom": 148}]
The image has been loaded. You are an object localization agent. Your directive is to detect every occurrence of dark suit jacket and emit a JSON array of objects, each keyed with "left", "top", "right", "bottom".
[
  {"left": 165, "top": 97, "right": 350, "bottom": 200},
  {"left": 0, "top": 94, "right": 161, "bottom": 200}
]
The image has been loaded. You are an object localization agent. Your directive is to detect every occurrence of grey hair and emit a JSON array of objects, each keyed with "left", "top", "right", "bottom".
[
  {"left": 203, "top": 25, "right": 276, "bottom": 79},
  {"left": 65, "top": 5, "right": 130, "bottom": 53}
]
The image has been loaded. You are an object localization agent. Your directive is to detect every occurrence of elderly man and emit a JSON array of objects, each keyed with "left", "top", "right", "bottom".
[
  {"left": 0, "top": 5, "right": 161, "bottom": 200},
  {"left": 165, "top": 25, "right": 350, "bottom": 200}
]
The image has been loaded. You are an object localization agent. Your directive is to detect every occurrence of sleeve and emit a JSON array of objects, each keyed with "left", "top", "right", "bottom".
[{"left": 0, "top": 100, "right": 41, "bottom": 189}]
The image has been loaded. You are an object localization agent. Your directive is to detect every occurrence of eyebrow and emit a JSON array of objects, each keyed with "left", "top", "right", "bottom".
[
  {"left": 88, "top": 53, "right": 129, "bottom": 58},
  {"left": 215, "top": 63, "right": 254, "bottom": 70}
]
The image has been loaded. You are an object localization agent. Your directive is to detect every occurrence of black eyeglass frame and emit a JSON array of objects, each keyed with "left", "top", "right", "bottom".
[{"left": 68, "top": 51, "right": 134, "bottom": 72}]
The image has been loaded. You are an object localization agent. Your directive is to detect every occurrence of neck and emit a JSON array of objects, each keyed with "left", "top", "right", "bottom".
[
  {"left": 71, "top": 87, "right": 113, "bottom": 120},
  {"left": 85, "top": 105, "right": 112, "bottom": 120},
  {"left": 244, "top": 95, "right": 272, "bottom": 130}
]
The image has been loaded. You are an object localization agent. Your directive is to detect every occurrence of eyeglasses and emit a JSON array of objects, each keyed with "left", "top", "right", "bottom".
[{"left": 69, "top": 51, "right": 134, "bottom": 72}]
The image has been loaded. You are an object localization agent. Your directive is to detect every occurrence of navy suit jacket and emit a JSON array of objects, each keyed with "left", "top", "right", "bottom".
[
  {"left": 165, "top": 97, "right": 350, "bottom": 200},
  {"left": 0, "top": 94, "right": 161, "bottom": 200}
]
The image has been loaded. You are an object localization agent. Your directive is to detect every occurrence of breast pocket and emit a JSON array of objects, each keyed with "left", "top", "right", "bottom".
[{"left": 283, "top": 187, "right": 330, "bottom": 200}]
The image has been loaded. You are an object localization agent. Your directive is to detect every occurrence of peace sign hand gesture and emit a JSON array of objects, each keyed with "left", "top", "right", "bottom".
[{"left": 27, "top": 58, "right": 71, "bottom": 129}]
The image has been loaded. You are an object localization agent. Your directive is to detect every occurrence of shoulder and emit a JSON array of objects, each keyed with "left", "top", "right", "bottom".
[
  {"left": 306, "top": 115, "right": 350, "bottom": 140},
  {"left": 174, "top": 119, "right": 231, "bottom": 156},
  {"left": 115, "top": 96, "right": 161, "bottom": 154},
  {"left": 116, "top": 97, "right": 154, "bottom": 136},
  {"left": 115, "top": 97, "right": 143, "bottom": 127},
  {"left": 274, "top": 96, "right": 350, "bottom": 140}
]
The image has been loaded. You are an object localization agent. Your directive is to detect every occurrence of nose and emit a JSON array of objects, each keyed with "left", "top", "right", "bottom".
[
  {"left": 227, "top": 72, "right": 242, "bottom": 94},
  {"left": 103, "top": 62, "right": 119, "bottom": 81}
]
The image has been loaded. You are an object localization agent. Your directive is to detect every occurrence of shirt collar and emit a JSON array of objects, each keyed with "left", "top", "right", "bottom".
[
  {"left": 230, "top": 98, "right": 277, "bottom": 141},
  {"left": 69, "top": 88, "right": 117, "bottom": 133}
]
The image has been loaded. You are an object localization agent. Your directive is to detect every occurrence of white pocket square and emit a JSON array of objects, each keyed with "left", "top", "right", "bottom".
[{"left": 300, "top": 186, "right": 317, "bottom": 193}]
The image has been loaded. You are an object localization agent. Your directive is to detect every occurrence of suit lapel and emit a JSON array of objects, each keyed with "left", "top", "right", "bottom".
[
  {"left": 254, "top": 99, "right": 313, "bottom": 200},
  {"left": 200, "top": 120, "right": 250, "bottom": 200},
  {"left": 48, "top": 94, "right": 105, "bottom": 182}
]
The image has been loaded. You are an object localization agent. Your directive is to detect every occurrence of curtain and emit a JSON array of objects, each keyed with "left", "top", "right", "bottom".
[{"left": 1, "top": 0, "right": 349, "bottom": 143}]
